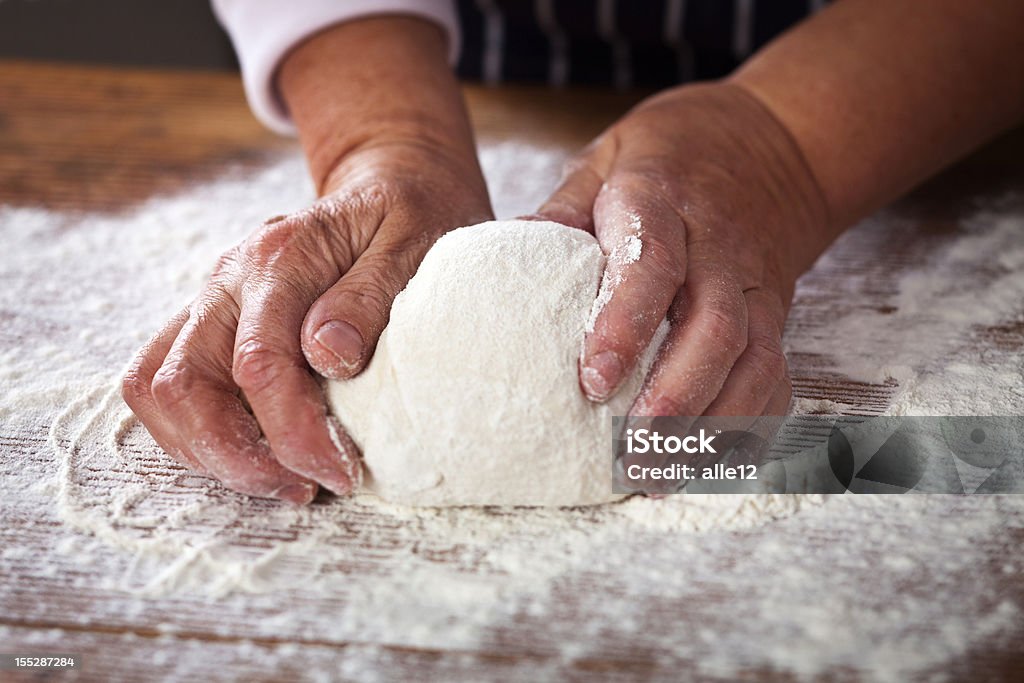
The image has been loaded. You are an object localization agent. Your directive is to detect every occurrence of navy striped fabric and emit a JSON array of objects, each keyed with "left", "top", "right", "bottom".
[{"left": 456, "top": 0, "right": 822, "bottom": 87}]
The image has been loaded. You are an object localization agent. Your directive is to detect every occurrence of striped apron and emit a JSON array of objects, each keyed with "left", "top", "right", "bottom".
[{"left": 456, "top": 0, "right": 825, "bottom": 87}]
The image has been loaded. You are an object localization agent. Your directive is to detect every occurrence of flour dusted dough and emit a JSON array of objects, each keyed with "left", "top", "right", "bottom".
[{"left": 326, "top": 220, "right": 662, "bottom": 507}]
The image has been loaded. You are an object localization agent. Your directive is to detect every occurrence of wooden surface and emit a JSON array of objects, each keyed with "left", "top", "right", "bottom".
[
  {"left": 0, "top": 61, "right": 646, "bottom": 213},
  {"left": 2, "top": 61, "right": 1023, "bottom": 682}
]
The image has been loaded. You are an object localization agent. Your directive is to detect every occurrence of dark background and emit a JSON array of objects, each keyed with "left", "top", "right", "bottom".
[{"left": 0, "top": 0, "right": 237, "bottom": 69}]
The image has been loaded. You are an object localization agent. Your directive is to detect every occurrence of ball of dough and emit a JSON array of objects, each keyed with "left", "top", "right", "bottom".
[{"left": 326, "top": 220, "right": 662, "bottom": 507}]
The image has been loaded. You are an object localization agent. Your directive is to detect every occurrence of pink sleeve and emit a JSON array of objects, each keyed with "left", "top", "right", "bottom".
[{"left": 212, "top": 0, "right": 460, "bottom": 136}]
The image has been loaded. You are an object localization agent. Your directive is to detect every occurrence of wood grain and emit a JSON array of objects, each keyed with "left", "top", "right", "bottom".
[
  {"left": 1, "top": 60, "right": 1023, "bottom": 682},
  {"left": 0, "top": 61, "right": 644, "bottom": 213}
]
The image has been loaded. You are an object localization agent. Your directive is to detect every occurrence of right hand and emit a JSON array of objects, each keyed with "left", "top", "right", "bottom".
[{"left": 122, "top": 143, "right": 493, "bottom": 503}]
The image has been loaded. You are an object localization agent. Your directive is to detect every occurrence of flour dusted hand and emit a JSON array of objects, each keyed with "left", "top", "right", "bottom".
[
  {"left": 121, "top": 145, "right": 492, "bottom": 504},
  {"left": 327, "top": 220, "right": 664, "bottom": 507},
  {"left": 536, "top": 83, "right": 829, "bottom": 419}
]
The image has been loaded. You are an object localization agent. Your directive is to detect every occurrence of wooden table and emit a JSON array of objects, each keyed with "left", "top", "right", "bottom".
[{"left": 1, "top": 61, "right": 1023, "bottom": 682}]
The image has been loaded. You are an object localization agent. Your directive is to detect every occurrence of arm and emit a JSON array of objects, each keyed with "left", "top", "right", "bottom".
[
  {"left": 280, "top": 15, "right": 481, "bottom": 196},
  {"left": 537, "top": 0, "right": 1024, "bottom": 417},
  {"left": 124, "top": 17, "right": 492, "bottom": 502},
  {"left": 279, "top": 17, "right": 490, "bottom": 371},
  {"left": 733, "top": 0, "right": 1024, "bottom": 258}
]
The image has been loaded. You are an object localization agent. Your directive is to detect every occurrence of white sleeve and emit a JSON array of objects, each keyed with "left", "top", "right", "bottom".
[{"left": 212, "top": 0, "right": 460, "bottom": 135}]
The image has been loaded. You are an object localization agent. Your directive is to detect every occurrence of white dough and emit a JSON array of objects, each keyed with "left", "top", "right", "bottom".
[{"left": 326, "top": 220, "right": 664, "bottom": 507}]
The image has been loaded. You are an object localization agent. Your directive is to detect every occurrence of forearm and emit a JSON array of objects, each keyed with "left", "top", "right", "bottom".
[
  {"left": 278, "top": 16, "right": 484, "bottom": 195},
  {"left": 732, "top": 0, "right": 1024, "bottom": 235}
]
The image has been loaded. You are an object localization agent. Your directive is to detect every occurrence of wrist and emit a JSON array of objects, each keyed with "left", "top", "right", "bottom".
[
  {"left": 279, "top": 15, "right": 478, "bottom": 195},
  {"left": 714, "top": 79, "right": 833, "bottom": 280}
]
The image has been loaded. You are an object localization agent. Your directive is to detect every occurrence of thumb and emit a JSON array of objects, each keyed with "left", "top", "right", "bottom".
[
  {"left": 532, "top": 141, "right": 614, "bottom": 231},
  {"left": 301, "top": 235, "right": 428, "bottom": 379}
]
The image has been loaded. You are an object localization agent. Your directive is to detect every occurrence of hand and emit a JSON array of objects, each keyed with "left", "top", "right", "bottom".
[
  {"left": 122, "top": 144, "right": 493, "bottom": 503},
  {"left": 536, "top": 82, "right": 829, "bottom": 418}
]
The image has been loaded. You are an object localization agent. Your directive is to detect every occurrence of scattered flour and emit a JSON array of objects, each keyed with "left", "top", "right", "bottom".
[
  {"left": 1, "top": 142, "right": 1022, "bottom": 680},
  {"left": 787, "top": 199, "right": 1024, "bottom": 415}
]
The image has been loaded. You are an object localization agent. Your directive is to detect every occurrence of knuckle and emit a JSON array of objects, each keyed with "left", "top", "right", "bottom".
[
  {"left": 601, "top": 171, "right": 678, "bottom": 220},
  {"left": 351, "top": 286, "right": 394, "bottom": 327},
  {"left": 318, "top": 185, "right": 388, "bottom": 230},
  {"left": 244, "top": 219, "right": 301, "bottom": 266},
  {"left": 698, "top": 303, "right": 746, "bottom": 350},
  {"left": 367, "top": 237, "right": 419, "bottom": 267},
  {"left": 242, "top": 210, "right": 343, "bottom": 280},
  {"left": 371, "top": 240, "right": 428, "bottom": 283},
  {"left": 150, "top": 363, "right": 198, "bottom": 412},
  {"left": 748, "top": 336, "right": 788, "bottom": 381},
  {"left": 120, "top": 367, "right": 150, "bottom": 409},
  {"left": 210, "top": 247, "right": 242, "bottom": 280},
  {"left": 193, "top": 282, "right": 231, "bottom": 313},
  {"left": 339, "top": 278, "right": 395, "bottom": 317},
  {"left": 232, "top": 340, "right": 301, "bottom": 393},
  {"left": 640, "top": 236, "right": 684, "bottom": 285},
  {"left": 187, "top": 293, "right": 238, "bottom": 343}
]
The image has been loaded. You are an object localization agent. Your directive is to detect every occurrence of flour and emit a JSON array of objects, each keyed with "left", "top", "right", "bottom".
[
  {"left": 1, "top": 142, "right": 1022, "bottom": 680},
  {"left": 327, "top": 219, "right": 660, "bottom": 506},
  {"left": 786, "top": 201, "right": 1024, "bottom": 415}
]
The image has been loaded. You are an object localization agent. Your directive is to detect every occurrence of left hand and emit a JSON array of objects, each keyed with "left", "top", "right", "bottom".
[{"left": 534, "top": 82, "right": 829, "bottom": 417}]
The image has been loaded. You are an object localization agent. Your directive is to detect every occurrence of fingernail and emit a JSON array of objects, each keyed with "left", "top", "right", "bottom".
[
  {"left": 275, "top": 482, "right": 317, "bottom": 504},
  {"left": 313, "top": 320, "right": 363, "bottom": 369},
  {"left": 582, "top": 350, "right": 623, "bottom": 401}
]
